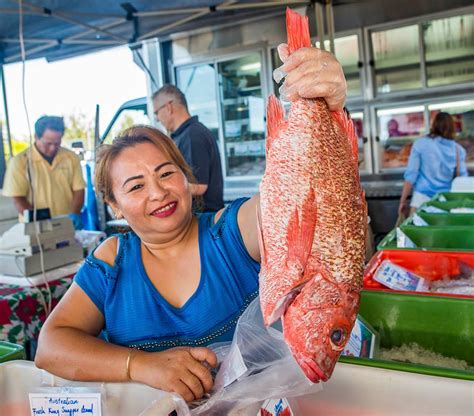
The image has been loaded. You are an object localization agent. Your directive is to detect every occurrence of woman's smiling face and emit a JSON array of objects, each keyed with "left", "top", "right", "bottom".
[{"left": 109, "top": 141, "right": 193, "bottom": 241}]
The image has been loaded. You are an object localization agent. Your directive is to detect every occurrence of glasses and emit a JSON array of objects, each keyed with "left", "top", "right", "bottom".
[{"left": 154, "top": 100, "right": 173, "bottom": 116}]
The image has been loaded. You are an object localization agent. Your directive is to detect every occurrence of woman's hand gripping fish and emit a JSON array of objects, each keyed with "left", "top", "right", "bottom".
[{"left": 257, "top": 8, "right": 367, "bottom": 383}]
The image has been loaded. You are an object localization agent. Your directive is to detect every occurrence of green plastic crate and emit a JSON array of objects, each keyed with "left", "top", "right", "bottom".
[
  {"left": 377, "top": 225, "right": 474, "bottom": 251},
  {"left": 421, "top": 200, "right": 474, "bottom": 211},
  {"left": 432, "top": 192, "right": 474, "bottom": 202},
  {"left": 0, "top": 342, "right": 25, "bottom": 363},
  {"left": 403, "top": 211, "right": 474, "bottom": 226},
  {"left": 339, "top": 291, "right": 474, "bottom": 380}
]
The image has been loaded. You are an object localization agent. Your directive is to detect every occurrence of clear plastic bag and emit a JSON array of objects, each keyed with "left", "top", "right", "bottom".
[{"left": 148, "top": 297, "right": 322, "bottom": 415}]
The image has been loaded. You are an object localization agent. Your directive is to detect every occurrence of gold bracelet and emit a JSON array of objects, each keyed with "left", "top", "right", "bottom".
[{"left": 125, "top": 348, "right": 135, "bottom": 381}]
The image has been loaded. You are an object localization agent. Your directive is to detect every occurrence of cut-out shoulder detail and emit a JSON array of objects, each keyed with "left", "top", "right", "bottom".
[
  {"left": 93, "top": 236, "right": 118, "bottom": 267},
  {"left": 214, "top": 207, "right": 225, "bottom": 224}
]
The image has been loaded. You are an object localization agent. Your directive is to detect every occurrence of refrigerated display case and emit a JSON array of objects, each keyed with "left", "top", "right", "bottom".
[
  {"left": 316, "top": 34, "right": 363, "bottom": 98},
  {"left": 428, "top": 99, "right": 474, "bottom": 166},
  {"left": 423, "top": 14, "right": 474, "bottom": 88},
  {"left": 218, "top": 53, "right": 265, "bottom": 177},
  {"left": 176, "top": 64, "right": 220, "bottom": 141},
  {"left": 350, "top": 111, "right": 368, "bottom": 172},
  {"left": 175, "top": 54, "right": 266, "bottom": 178},
  {"left": 376, "top": 105, "right": 425, "bottom": 171},
  {"left": 371, "top": 25, "right": 422, "bottom": 94}
]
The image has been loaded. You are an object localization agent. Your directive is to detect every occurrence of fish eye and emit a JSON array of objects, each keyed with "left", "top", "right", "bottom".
[{"left": 330, "top": 329, "right": 345, "bottom": 346}]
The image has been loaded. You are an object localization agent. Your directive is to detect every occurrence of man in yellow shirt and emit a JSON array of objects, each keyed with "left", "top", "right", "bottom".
[{"left": 2, "top": 116, "right": 85, "bottom": 229}]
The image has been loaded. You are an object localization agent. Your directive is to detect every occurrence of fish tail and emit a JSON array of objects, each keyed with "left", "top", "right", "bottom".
[
  {"left": 286, "top": 8, "right": 311, "bottom": 54},
  {"left": 266, "top": 95, "right": 286, "bottom": 155}
]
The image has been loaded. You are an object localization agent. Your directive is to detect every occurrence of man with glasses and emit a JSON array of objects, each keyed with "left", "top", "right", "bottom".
[
  {"left": 152, "top": 85, "right": 224, "bottom": 212},
  {"left": 2, "top": 115, "right": 85, "bottom": 228}
]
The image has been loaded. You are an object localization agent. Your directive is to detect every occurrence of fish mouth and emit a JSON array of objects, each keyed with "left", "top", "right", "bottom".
[{"left": 300, "top": 359, "right": 328, "bottom": 383}]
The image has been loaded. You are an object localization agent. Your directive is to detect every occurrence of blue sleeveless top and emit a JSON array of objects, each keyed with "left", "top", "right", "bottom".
[{"left": 74, "top": 198, "right": 260, "bottom": 351}]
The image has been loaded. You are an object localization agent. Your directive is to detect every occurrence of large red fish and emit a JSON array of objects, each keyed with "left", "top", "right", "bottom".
[{"left": 257, "top": 8, "right": 367, "bottom": 382}]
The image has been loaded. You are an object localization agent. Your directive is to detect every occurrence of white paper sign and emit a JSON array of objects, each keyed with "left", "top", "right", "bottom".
[{"left": 29, "top": 393, "right": 101, "bottom": 416}]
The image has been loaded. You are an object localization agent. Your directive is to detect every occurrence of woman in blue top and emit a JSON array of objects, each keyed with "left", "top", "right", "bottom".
[
  {"left": 35, "top": 45, "right": 348, "bottom": 403},
  {"left": 399, "top": 112, "right": 468, "bottom": 216}
]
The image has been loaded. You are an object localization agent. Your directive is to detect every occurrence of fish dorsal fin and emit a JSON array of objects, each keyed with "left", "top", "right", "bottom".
[
  {"left": 286, "top": 8, "right": 311, "bottom": 54},
  {"left": 266, "top": 95, "right": 286, "bottom": 155},
  {"left": 286, "top": 187, "right": 317, "bottom": 274},
  {"left": 332, "top": 110, "right": 359, "bottom": 167}
]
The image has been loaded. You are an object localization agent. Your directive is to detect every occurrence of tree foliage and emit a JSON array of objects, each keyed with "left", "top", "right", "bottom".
[{"left": 62, "top": 112, "right": 95, "bottom": 150}]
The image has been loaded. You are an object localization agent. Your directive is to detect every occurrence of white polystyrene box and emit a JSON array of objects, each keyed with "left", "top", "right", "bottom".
[
  {"left": 1, "top": 360, "right": 473, "bottom": 415},
  {"left": 0, "top": 360, "right": 178, "bottom": 416},
  {"left": 295, "top": 362, "right": 474, "bottom": 415}
]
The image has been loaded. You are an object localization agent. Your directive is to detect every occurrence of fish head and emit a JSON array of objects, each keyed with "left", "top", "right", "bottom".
[{"left": 282, "top": 277, "right": 360, "bottom": 383}]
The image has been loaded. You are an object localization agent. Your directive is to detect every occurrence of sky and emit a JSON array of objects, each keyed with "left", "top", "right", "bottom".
[{"left": 2, "top": 45, "right": 147, "bottom": 140}]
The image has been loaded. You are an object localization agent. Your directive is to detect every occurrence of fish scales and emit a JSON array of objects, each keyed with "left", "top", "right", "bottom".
[{"left": 257, "top": 8, "right": 367, "bottom": 383}]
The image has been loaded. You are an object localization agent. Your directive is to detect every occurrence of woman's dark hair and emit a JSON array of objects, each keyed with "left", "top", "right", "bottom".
[
  {"left": 95, "top": 126, "right": 201, "bottom": 209},
  {"left": 34, "top": 116, "right": 65, "bottom": 138},
  {"left": 429, "top": 112, "right": 455, "bottom": 140}
]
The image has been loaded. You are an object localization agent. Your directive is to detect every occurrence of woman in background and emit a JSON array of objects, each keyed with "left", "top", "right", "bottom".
[{"left": 398, "top": 112, "right": 468, "bottom": 216}]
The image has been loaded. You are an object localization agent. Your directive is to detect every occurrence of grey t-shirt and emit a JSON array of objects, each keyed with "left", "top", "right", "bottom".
[{"left": 171, "top": 116, "right": 224, "bottom": 212}]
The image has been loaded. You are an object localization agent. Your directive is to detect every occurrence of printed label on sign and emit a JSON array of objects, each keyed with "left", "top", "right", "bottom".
[
  {"left": 373, "top": 260, "right": 430, "bottom": 292},
  {"left": 259, "top": 398, "right": 294, "bottom": 416},
  {"left": 29, "top": 393, "right": 101, "bottom": 416},
  {"left": 342, "top": 315, "right": 377, "bottom": 359}
]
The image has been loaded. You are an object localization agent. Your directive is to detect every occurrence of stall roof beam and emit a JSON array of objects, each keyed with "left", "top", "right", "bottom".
[
  {"left": 16, "top": 0, "right": 128, "bottom": 42},
  {"left": 1, "top": 0, "right": 471, "bottom": 65},
  {"left": 218, "top": 1, "right": 307, "bottom": 10},
  {"left": 4, "top": 17, "right": 128, "bottom": 63}
]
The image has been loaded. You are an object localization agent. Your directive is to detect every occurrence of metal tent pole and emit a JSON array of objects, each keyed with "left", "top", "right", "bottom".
[
  {"left": 325, "top": 0, "right": 335, "bottom": 54},
  {"left": 0, "top": 64, "right": 13, "bottom": 158},
  {"left": 314, "top": 1, "right": 326, "bottom": 50}
]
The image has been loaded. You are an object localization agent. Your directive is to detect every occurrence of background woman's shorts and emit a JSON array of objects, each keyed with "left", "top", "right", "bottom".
[{"left": 410, "top": 191, "right": 431, "bottom": 208}]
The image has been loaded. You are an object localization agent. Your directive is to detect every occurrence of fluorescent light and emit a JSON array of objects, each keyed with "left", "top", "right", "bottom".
[
  {"left": 240, "top": 62, "right": 261, "bottom": 71},
  {"left": 351, "top": 112, "right": 363, "bottom": 119},
  {"left": 428, "top": 100, "right": 474, "bottom": 110},
  {"left": 377, "top": 106, "right": 424, "bottom": 116}
]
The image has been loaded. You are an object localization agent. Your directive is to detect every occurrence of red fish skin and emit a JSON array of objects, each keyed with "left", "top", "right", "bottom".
[
  {"left": 262, "top": 95, "right": 366, "bottom": 382},
  {"left": 258, "top": 99, "right": 321, "bottom": 325},
  {"left": 258, "top": 7, "right": 367, "bottom": 384}
]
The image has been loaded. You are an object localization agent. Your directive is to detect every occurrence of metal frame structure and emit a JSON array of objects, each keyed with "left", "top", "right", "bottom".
[{"left": 1, "top": 1, "right": 310, "bottom": 63}]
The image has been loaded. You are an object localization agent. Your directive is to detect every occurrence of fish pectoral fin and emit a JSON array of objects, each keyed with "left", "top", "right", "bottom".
[
  {"left": 266, "top": 284, "right": 303, "bottom": 325},
  {"left": 286, "top": 187, "right": 317, "bottom": 274}
]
